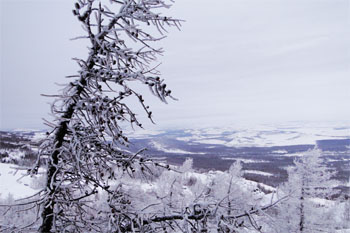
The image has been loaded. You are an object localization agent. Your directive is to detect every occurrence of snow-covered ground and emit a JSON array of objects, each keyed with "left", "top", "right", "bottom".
[
  {"left": 222, "top": 158, "right": 270, "bottom": 164},
  {"left": 175, "top": 123, "right": 350, "bottom": 147},
  {"left": 244, "top": 170, "right": 274, "bottom": 177},
  {"left": 10, "top": 122, "right": 350, "bottom": 151},
  {"left": 129, "top": 130, "right": 165, "bottom": 139},
  {"left": 150, "top": 141, "right": 205, "bottom": 154},
  {"left": 0, "top": 161, "right": 274, "bottom": 202},
  {"left": 0, "top": 161, "right": 268, "bottom": 202},
  {"left": 0, "top": 160, "right": 348, "bottom": 232},
  {"left": 0, "top": 163, "right": 44, "bottom": 199}
]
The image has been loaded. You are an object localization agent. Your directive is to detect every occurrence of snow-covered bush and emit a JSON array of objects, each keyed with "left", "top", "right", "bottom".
[
  {"left": 0, "top": 194, "right": 40, "bottom": 232},
  {"left": 1, "top": 149, "right": 25, "bottom": 163}
]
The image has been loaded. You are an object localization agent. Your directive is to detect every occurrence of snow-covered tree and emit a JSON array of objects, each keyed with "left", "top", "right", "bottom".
[
  {"left": 276, "top": 148, "right": 339, "bottom": 233},
  {"left": 0, "top": 1, "right": 288, "bottom": 232},
  {"left": 23, "top": 0, "right": 182, "bottom": 232},
  {"left": 342, "top": 195, "right": 350, "bottom": 229},
  {"left": 142, "top": 159, "right": 280, "bottom": 232},
  {"left": 339, "top": 178, "right": 350, "bottom": 230}
]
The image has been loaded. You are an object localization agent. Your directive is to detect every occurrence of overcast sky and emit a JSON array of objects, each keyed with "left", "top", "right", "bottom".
[{"left": 1, "top": 0, "right": 349, "bottom": 130}]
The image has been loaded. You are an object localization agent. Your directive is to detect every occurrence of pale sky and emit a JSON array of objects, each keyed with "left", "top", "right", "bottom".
[{"left": 1, "top": 0, "right": 349, "bottom": 130}]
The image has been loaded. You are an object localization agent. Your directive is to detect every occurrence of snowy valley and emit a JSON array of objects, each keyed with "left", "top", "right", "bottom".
[{"left": 0, "top": 123, "right": 349, "bottom": 232}]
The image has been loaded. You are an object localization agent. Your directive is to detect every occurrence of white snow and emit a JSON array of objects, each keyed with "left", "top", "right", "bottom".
[
  {"left": 178, "top": 123, "right": 350, "bottom": 148},
  {"left": 150, "top": 141, "right": 204, "bottom": 154},
  {"left": 176, "top": 135, "right": 206, "bottom": 142},
  {"left": 12, "top": 129, "right": 41, "bottom": 133},
  {"left": 220, "top": 157, "right": 238, "bottom": 161},
  {"left": 126, "top": 129, "right": 165, "bottom": 139},
  {"left": 31, "top": 131, "right": 46, "bottom": 142},
  {"left": 193, "top": 139, "right": 227, "bottom": 145},
  {"left": 272, "top": 150, "right": 288, "bottom": 154},
  {"left": 0, "top": 163, "right": 41, "bottom": 199},
  {"left": 283, "top": 153, "right": 304, "bottom": 157},
  {"left": 221, "top": 158, "right": 269, "bottom": 164},
  {"left": 244, "top": 170, "right": 274, "bottom": 177}
]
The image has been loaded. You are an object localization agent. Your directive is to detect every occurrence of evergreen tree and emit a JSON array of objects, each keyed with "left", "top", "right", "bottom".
[{"left": 276, "top": 148, "right": 338, "bottom": 233}]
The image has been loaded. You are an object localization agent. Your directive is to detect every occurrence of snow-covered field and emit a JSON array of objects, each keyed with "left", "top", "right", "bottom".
[
  {"left": 0, "top": 155, "right": 349, "bottom": 232},
  {"left": 12, "top": 122, "right": 350, "bottom": 149},
  {"left": 0, "top": 163, "right": 44, "bottom": 199},
  {"left": 150, "top": 141, "right": 205, "bottom": 155},
  {"left": 175, "top": 123, "right": 350, "bottom": 147},
  {"left": 244, "top": 170, "right": 274, "bottom": 177},
  {"left": 0, "top": 123, "right": 348, "bottom": 232}
]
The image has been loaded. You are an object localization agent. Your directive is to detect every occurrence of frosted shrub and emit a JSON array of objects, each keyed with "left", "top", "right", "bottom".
[
  {"left": 1, "top": 149, "right": 25, "bottom": 164},
  {"left": 0, "top": 194, "right": 39, "bottom": 232}
]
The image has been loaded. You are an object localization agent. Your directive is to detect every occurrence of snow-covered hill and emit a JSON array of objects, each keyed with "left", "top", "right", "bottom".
[{"left": 1, "top": 122, "right": 349, "bottom": 188}]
